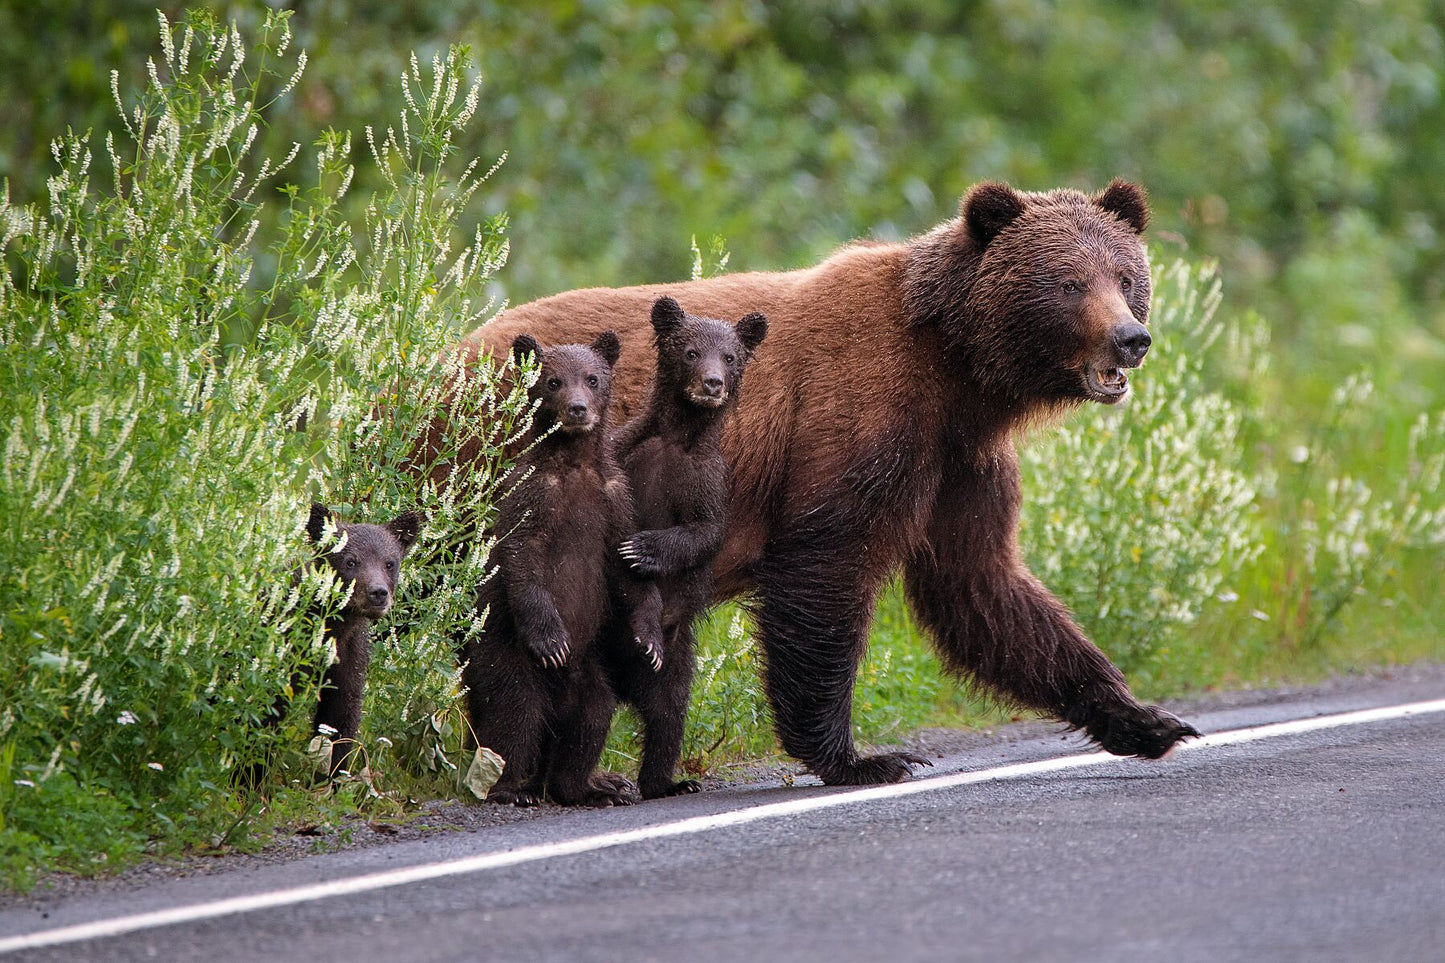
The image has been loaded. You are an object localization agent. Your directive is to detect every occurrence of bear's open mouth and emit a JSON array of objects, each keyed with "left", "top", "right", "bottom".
[
  {"left": 1083, "top": 365, "right": 1130, "bottom": 402},
  {"left": 686, "top": 390, "right": 727, "bottom": 408}
]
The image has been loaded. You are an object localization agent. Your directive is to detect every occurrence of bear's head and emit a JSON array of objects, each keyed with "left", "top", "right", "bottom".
[
  {"left": 511, "top": 330, "right": 622, "bottom": 436},
  {"left": 649, "top": 296, "right": 768, "bottom": 410},
  {"left": 910, "top": 179, "right": 1153, "bottom": 408},
  {"left": 307, "top": 503, "right": 422, "bottom": 619}
]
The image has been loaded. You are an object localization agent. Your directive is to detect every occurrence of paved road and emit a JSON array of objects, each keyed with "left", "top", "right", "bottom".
[{"left": 5, "top": 678, "right": 1444, "bottom": 962}]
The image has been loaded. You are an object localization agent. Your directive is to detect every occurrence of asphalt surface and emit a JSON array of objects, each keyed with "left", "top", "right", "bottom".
[{"left": 5, "top": 675, "right": 1444, "bottom": 962}]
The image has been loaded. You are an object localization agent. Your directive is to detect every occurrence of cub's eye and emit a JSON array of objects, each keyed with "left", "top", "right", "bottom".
[
  {"left": 1061, "top": 280, "right": 1081, "bottom": 295},
  {"left": 385, "top": 559, "right": 396, "bottom": 572},
  {"left": 724, "top": 354, "right": 735, "bottom": 364},
  {"left": 685, "top": 349, "right": 699, "bottom": 362},
  {"left": 587, "top": 375, "right": 599, "bottom": 388},
  {"left": 1120, "top": 275, "right": 1133, "bottom": 292},
  {"left": 344, "top": 557, "right": 356, "bottom": 570},
  {"left": 546, "top": 378, "right": 562, "bottom": 391}
]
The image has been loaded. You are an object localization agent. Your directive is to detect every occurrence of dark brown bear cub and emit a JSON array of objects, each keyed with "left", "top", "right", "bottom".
[
  {"left": 304, "top": 504, "right": 421, "bottom": 776},
  {"left": 245, "top": 503, "right": 422, "bottom": 787},
  {"left": 463, "top": 330, "right": 639, "bottom": 807},
  {"left": 605, "top": 296, "right": 767, "bottom": 799}
]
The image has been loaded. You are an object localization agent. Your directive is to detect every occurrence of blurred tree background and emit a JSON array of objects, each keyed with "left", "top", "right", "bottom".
[{"left": 4, "top": 0, "right": 1442, "bottom": 413}]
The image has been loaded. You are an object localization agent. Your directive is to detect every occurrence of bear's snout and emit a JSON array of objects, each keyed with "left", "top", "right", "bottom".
[
  {"left": 1111, "top": 322, "right": 1151, "bottom": 367},
  {"left": 367, "top": 587, "right": 390, "bottom": 608}
]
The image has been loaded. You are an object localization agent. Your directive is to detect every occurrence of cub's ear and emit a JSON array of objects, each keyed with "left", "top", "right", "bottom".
[
  {"left": 651, "top": 296, "right": 686, "bottom": 336},
  {"left": 736, "top": 312, "right": 769, "bottom": 353},
  {"left": 962, "top": 181, "right": 1027, "bottom": 248},
  {"left": 511, "top": 333, "right": 542, "bottom": 368},
  {"left": 1094, "top": 179, "right": 1149, "bottom": 234},
  {"left": 386, "top": 511, "right": 424, "bottom": 555},
  {"left": 307, "top": 502, "right": 334, "bottom": 546},
  {"left": 591, "top": 330, "right": 622, "bottom": 368}
]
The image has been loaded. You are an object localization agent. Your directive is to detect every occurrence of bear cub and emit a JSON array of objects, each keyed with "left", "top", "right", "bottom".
[
  {"left": 604, "top": 296, "right": 767, "bottom": 799},
  {"left": 463, "top": 330, "right": 640, "bottom": 807},
  {"left": 244, "top": 503, "right": 422, "bottom": 787}
]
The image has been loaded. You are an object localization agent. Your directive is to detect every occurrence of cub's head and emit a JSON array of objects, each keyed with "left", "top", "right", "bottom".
[
  {"left": 512, "top": 331, "right": 622, "bottom": 436},
  {"left": 942, "top": 179, "right": 1153, "bottom": 407},
  {"left": 307, "top": 503, "right": 422, "bottom": 619},
  {"left": 649, "top": 296, "right": 767, "bottom": 410}
]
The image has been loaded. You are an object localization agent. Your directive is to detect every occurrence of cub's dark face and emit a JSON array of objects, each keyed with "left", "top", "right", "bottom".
[
  {"left": 512, "top": 331, "right": 622, "bottom": 436},
  {"left": 962, "top": 180, "right": 1153, "bottom": 406},
  {"left": 307, "top": 504, "right": 422, "bottom": 619},
  {"left": 649, "top": 296, "right": 768, "bottom": 409}
]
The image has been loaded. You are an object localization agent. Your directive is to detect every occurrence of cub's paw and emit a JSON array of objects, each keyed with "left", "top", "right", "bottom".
[
  {"left": 1088, "top": 703, "right": 1200, "bottom": 759},
  {"left": 525, "top": 630, "right": 572, "bottom": 670},
  {"left": 815, "top": 751, "right": 933, "bottom": 786},
  {"left": 618, "top": 532, "right": 665, "bottom": 578},
  {"left": 634, "top": 634, "right": 664, "bottom": 673},
  {"left": 584, "top": 772, "right": 640, "bottom": 807},
  {"left": 486, "top": 788, "right": 542, "bottom": 808},
  {"left": 641, "top": 778, "right": 702, "bottom": 800}
]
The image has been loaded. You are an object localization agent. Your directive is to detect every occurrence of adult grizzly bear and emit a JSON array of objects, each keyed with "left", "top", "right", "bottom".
[{"left": 463, "top": 180, "right": 1199, "bottom": 785}]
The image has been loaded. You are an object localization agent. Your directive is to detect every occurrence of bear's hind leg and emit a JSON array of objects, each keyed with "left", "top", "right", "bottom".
[
  {"left": 753, "top": 555, "right": 930, "bottom": 786},
  {"left": 546, "top": 659, "right": 637, "bottom": 807},
  {"left": 634, "top": 624, "right": 702, "bottom": 799},
  {"left": 462, "top": 640, "right": 548, "bottom": 807}
]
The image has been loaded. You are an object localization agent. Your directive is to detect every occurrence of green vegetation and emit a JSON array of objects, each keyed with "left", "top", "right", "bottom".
[{"left": 1, "top": 4, "right": 1443, "bottom": 886}]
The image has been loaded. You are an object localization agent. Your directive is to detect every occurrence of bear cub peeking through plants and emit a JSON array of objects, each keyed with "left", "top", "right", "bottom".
[
  {"left": 277, "top": 503, "right": 421, "bottom": 782},
  {"left": 603, "top": 296, "right": 768, "bottom": 799},
  {"left": 462, "top": 331, "right": 641, "bottom": 807}
]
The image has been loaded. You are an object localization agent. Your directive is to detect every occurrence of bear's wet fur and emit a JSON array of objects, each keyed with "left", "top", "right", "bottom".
[
  {"left": 461, "top": 330, "right": 640, "bottom": 807},
  {"left": 603, "top": 296, "right": 768, "bottom": 799},
  {"left": 463, "top": 180, "right": 1199, "bottom": 786}
]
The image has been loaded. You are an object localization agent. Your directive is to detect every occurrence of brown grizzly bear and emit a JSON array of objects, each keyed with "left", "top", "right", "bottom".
[
  {"left": 603, "top": 296, "right": 768, "bottom": 799},
  {"left": 461, "top": 180, "right": 1198, "bottom": 786},
  {"left": 462, "top": 331, "right": 640, "bottom": 806}
]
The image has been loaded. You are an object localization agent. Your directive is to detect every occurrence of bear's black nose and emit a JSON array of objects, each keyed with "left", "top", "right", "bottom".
[
  {"left": 702, "top": 376, "right": 724, "bottom": 396},
  {"left": 568, "top": 402, "right": 589, "bottom": 419},
  {"left": 1113, "top": 322, "right": 1151, "bottom": 365},
  {"left": 368, "top": 587, "right": 389, "bottom": 607}
]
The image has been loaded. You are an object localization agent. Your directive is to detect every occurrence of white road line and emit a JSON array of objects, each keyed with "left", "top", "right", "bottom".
[{"left": 4, "top": 696, "right": 1443, "bottom": 954}]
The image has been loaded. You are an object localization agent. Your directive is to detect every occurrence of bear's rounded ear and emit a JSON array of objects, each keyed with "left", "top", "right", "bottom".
[
  {"left": 386, "top": 511, "right": 424, "bottom": 555},
  {"left": 307, "top": 502, "right": 334, "bottom": 546},
  {"left": 1094, "top": 179, "right": 1149, "bottom": 234},
  {"left": 961, "top": 181, "right": 1027, "bottom": 248},
  {"left": 651, "top": 296, "right": 686, "bottom": 335},
  {"left": 591, "top": 330, "right": 622, "bottom": 368},
  {"left": 736, "top": 312, "right": 769, "bottom": 353},
  {"left": 511, "top": 333, "right": 542, "bottom": 368}
]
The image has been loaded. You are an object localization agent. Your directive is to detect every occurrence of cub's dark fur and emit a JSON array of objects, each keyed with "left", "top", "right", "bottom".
[
  {"left": 605, "top": 296, "right": 767, "bottom": 799},
  {"left": 246, "top": 503, "right": 421, "bottom": 786},
  {"left": 462, "top": 330, "right": 639, "bottom": 807}
]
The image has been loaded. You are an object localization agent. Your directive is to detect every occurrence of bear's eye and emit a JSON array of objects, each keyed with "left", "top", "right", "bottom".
[
  {"left": 344, "top": 557, "right": 356, "bottom": 570},
  {"left": 546, "top": 377, "right": 562, "bottom": 391},
  {"left": 1120, "top": 275, "right": 1133, "bottom": 293},
  {"left": 685, "top": 349, "right": 699, "bottom": 362},
  {"left": 586, "top": 375, "right": 599, "bottom": 388},
  {"left": 385, "top": 559, "right": 396, "bottom": 572},
  {"left": 724, "top": 354, "right": 735, "bottom": 364},
  {"left": 1061, "top": 280, "right": 1081, "bottom": 295}
]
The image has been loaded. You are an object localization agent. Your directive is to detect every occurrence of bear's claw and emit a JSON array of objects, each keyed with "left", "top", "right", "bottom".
[
  {"left": 814, "top": 751, "right": 934, "bottom": 786},
  {"left": 1087, "top": 703, "right": 1200, "bottom": 759}
]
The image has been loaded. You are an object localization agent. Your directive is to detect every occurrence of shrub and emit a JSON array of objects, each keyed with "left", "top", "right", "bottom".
[{"left": 0, "top": 10, "right": 525, "bottom": 881}]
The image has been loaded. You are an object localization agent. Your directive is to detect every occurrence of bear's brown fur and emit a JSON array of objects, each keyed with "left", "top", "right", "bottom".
[{"left": 461, "top": 180, "right": 1198, "bottom": 785}]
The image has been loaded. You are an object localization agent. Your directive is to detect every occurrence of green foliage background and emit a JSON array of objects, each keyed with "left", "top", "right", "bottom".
[{"left": 4, "top": 1, "right": 1443, "bottom": 407}]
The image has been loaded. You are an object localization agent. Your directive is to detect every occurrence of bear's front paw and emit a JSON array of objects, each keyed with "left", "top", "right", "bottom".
[
  {"left": 619, "top": 532, "right": 665, "bottom": 578},
  {"left": 634, "top": 634, "right": 664, "bottom": 672},
  {"left": 814, "top": 751, "right": 933, "bottom": 786},
  {"left": 1088, "top": 703, "right": 1200, "bottom": 759},
  {"left": 525, "top": 630, "right": 572, "bottom": 669}
]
